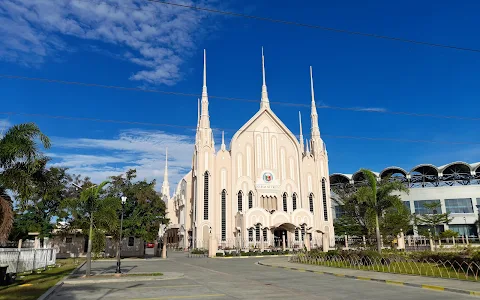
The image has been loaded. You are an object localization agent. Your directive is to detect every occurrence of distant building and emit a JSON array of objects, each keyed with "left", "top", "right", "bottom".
[
  {"left": 163, "top": 49, "right": 334, "bottom": 250},
  {"left": 330, "top": 162, "right": 480, "bottom": 237}
]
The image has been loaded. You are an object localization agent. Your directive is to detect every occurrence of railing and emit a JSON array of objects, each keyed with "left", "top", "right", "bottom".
[
  {"left": 291, "top": 253, "right": 480, "bottom": 281},
  {"left": 0, "top": 249, "right": 56, "bottom": 273}
]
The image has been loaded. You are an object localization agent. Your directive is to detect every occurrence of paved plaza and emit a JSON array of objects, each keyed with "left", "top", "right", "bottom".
[{"left": 48, "top": 252, "right": 476, "bottom": 300}]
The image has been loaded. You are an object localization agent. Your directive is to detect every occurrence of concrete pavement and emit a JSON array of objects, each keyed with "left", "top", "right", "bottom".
[
  {"left": 46, "top": 252, "right": 476, "bottom": 299},
  {"left": 259, "top": 257, "right": 480, "bottom": 296}
]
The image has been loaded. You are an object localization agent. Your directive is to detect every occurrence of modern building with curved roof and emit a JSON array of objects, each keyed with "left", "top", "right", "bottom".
[{"left": 331, "top": 161, "right": 480, "bottom": 237}]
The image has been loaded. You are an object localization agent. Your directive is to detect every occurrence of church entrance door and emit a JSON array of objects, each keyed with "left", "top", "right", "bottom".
[{"left": 273, "top": 228, "right": 287, "bottom": 248}]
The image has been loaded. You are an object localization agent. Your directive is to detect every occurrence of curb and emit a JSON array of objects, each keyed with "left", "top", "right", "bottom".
[
  {"left": 215, "top": 254, "right": 293, "bottom": 259},
  {"left": 63, "top": 275, "right": 184, "bottom": 285},
  {"left": 257, "top": 261, "right": 480, "bottom": 297},
  {"left": 95, "top": 258, "right": 165, "bottom": 262},
  {"left": 37, "top": 260, "right": 86, "bottom": 300}
]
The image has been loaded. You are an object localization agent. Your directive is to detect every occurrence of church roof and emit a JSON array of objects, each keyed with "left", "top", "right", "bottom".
[{"left": 229, "top": 107, "right": 301, "bottom": 152}]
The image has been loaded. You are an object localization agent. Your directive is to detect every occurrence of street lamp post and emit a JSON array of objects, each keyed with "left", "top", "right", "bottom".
[{"left": 116, "top": 196, "right": 127, "bottom": 274}]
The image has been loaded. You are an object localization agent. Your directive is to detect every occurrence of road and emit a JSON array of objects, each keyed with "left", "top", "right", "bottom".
[{"left": 49, "top": 252, "right": 474, "bottom": 300}]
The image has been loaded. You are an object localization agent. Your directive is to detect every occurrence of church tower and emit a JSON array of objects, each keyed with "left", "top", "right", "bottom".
[
  {"left": 308, "top": 66, "right": 333, "bottom": 235},
  {"left": 161, "top": 147, "right": 170, "bottom": 203},
  {"left": 192, "top": 50, "right": 216, "bottom": 247}
]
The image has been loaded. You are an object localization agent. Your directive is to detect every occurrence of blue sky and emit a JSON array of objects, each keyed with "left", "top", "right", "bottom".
[{"left": 0, "top": 0, "right": 479, "bottom": 188}]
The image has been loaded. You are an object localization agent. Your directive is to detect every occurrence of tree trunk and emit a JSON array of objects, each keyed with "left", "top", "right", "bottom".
[
  {"left": 86, "top": 216, "right": 93, "bottom": 276},
  {"left": 375, "top": 213, "right": 382, "bottom": 253}
]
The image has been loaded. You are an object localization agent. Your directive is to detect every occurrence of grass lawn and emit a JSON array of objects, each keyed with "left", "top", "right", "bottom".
[
  {"left": 0, "top": 258, "right": 84, "bottom": 300},
  {"left": 299, "top": 258, "right": 479, "bottom": 281}
]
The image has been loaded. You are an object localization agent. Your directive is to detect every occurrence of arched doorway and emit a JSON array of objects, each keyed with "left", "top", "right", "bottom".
[
  {"left": 272, "top": 223, "right": 296, "bottom": 248},
  {"left": 273, "top": 228, "right": 287, "bottom": 247}
]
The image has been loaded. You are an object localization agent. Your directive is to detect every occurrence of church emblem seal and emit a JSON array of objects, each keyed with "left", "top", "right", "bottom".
[{"left": 263, "top": 172, "right": 273, "bottom": 183}]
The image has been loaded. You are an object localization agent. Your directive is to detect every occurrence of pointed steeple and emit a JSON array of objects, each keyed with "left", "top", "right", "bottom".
[
  {"left": 260, "top": 47, "right": 270, "bottom": 110},
  {"left": 310, "top": 66, "right": 320, "bottom": 138},
  {"left": 305, "top": 139, "right": 310, "bottom": 154},
  {"left": 299, "top": 111, "right": 304, "bottom": 153},
  {"left": 200, "top": 49, "right": 210, "bottom": 128},
  {"left": 161, "top": 147, "right": 170, "bottom": 201},
  {"left": 197, "top": 98, "right": 200, "bottom": 128},
  {"left": 221, "top": 131, "right": 226, "bottom": 151}
]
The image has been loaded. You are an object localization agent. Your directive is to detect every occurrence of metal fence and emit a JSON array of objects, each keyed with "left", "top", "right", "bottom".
[
  {"left": 291, "top": 253, "right": 480, "bottom": 281},
  {"left": 184, "top": 237, "right": 325, "bottom": 251},
  {"left": 0, "top": 249, "right": 56, "bottom": 273}
]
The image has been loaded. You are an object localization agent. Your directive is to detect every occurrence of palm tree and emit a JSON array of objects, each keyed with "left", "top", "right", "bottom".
[
  {"left": 357, "top": 169, "right": 409, "bottom": 253},
  {"left": 0, "top": 123, "right": 50, "bottom": 242},
  {"left": 63, "top": 180, "right": 115, "bottom": 276}
]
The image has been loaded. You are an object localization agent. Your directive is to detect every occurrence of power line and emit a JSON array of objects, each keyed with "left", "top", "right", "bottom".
[
  {"left": 2, "top": 111, "right": 478, "bottom": 146},
  {"left": 148, "top": 0, "right": 480, "bottom": 53},
  {"left": 1, "top": 74, "right": 479, "bottom": 122}
]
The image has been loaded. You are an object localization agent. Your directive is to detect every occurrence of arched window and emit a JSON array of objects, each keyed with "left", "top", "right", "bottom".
[
  {"left": 292, "top": 193, "right": 297, "bottom": 211},
  {"left": 248, "top": 228, "right": 254, "bottom": 241},
  {"left": 221, "top": 189, "right": 226, "bottom": 241},
  {"left": 322, "top": 178, "right": 328, "bottom": 221},
  {"left": 255, "top": 224, "right": 261, "bottom": 242},
  {"left": 248, "top": 191, "right": 253, "bottom": 209},
  {"left": 309, "top": 193, "right": 314, "bottom": 214},
  {"left": 295, "top": 229, "right": 299, "bottom": 241},
  {"left": 204, "top": 172, "right": 209, "bottom": 220},
  {"left": 282, "top": 193, "right": 287, "bottom": 212},
  {"left": 301, "top": 224, "right": 306, "bottom": 241},
  {"left": 238, "top": 191, "right": 243, "bottom": 212},
  {"left": 262, "top": 228, "right": 268, "bottom": 242}
]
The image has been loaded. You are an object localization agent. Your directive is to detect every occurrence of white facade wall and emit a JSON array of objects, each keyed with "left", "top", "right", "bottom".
[{"left": 165, "top": 51, "right": 335, "bottom": 250}]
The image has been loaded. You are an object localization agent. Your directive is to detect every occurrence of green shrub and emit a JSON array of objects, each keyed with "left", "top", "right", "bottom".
[{"left": 191, "top": 248, "right": 207, "bottom": 254}]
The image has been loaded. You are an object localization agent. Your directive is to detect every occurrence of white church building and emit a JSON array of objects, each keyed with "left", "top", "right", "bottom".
[{"left": 162, "top": 49, "right": 335, "bottom": 251}]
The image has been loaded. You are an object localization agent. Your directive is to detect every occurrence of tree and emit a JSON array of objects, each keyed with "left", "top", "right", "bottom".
[
  {"left": 414, "top": 201, "right": 452, "bottom": 238},
  {"left": 440, "top": 229, "right": 459, "bottom": 239},
  {"left": 107, "top": 169, "right": 168, "bottom": 242},
  {"left": 11, "top": 165, "right": 72, "bottom": 239},
  {"left": 0, "top": 123, "right": 50, "bottom": 242},
  {"left": 353, "top": 169, "right": 409, "bottom": 252},
  {"left": 331, "top": 189, "right": 372, "bottom": 237},
  {"left": 333, "top": 215, "right": 366, "bottom": 237},
  {"left": 380, "top": 205, "right": 412, "bottom": 244},
  {"left": 62, "top": 180, "right": 118, "bottom": 275}
]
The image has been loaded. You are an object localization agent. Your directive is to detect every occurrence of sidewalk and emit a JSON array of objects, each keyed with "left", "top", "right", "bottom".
[
  {"left": 65, "top": 259, "right": 184, "bottom": 284},
  {"left": 258, "top": 258, "right": 480, "bottom": 297}
]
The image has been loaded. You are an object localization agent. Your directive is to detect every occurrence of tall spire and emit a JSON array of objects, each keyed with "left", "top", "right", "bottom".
[
  {"left": 203, "top": 49, "right": 207, "bottom": 94},
  {"left": 305, "top": 139, "right": 310, "bottom": 154},
  {"left": 197, "top": 98, "right": 200, "bottom": 128},
  {"left": 221, "top": 131, "right": 226, "bottom": 151},
  {"left": 310, "top": 66, "right": 320, "bottom": 138},
  {"left": 299, "top": 111, "right": 304, "bottom": 152},
  {"left": 161, "top": 147, "right": 170, "bottom": 201},
  {"left": 260, "top": 47, "right": 270, "bottom": 109},
  {"left": 200, "top": 49, "right": 210, "bottom": 128}
]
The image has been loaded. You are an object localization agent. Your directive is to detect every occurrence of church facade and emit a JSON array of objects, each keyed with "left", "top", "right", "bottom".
[{"left": 163, "top": 50, "right": 335, "bottom": 251}]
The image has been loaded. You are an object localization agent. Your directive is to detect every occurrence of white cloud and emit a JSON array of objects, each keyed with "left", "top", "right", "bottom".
[
  {"left": 0, "top": 118, "right": 12, "bottom": 130},
  {"left": 0, "top": 0, "right": 220, "bottom": 85},
  {"left": 50, "top": 129, "right": 195, "bottom": 190}
]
